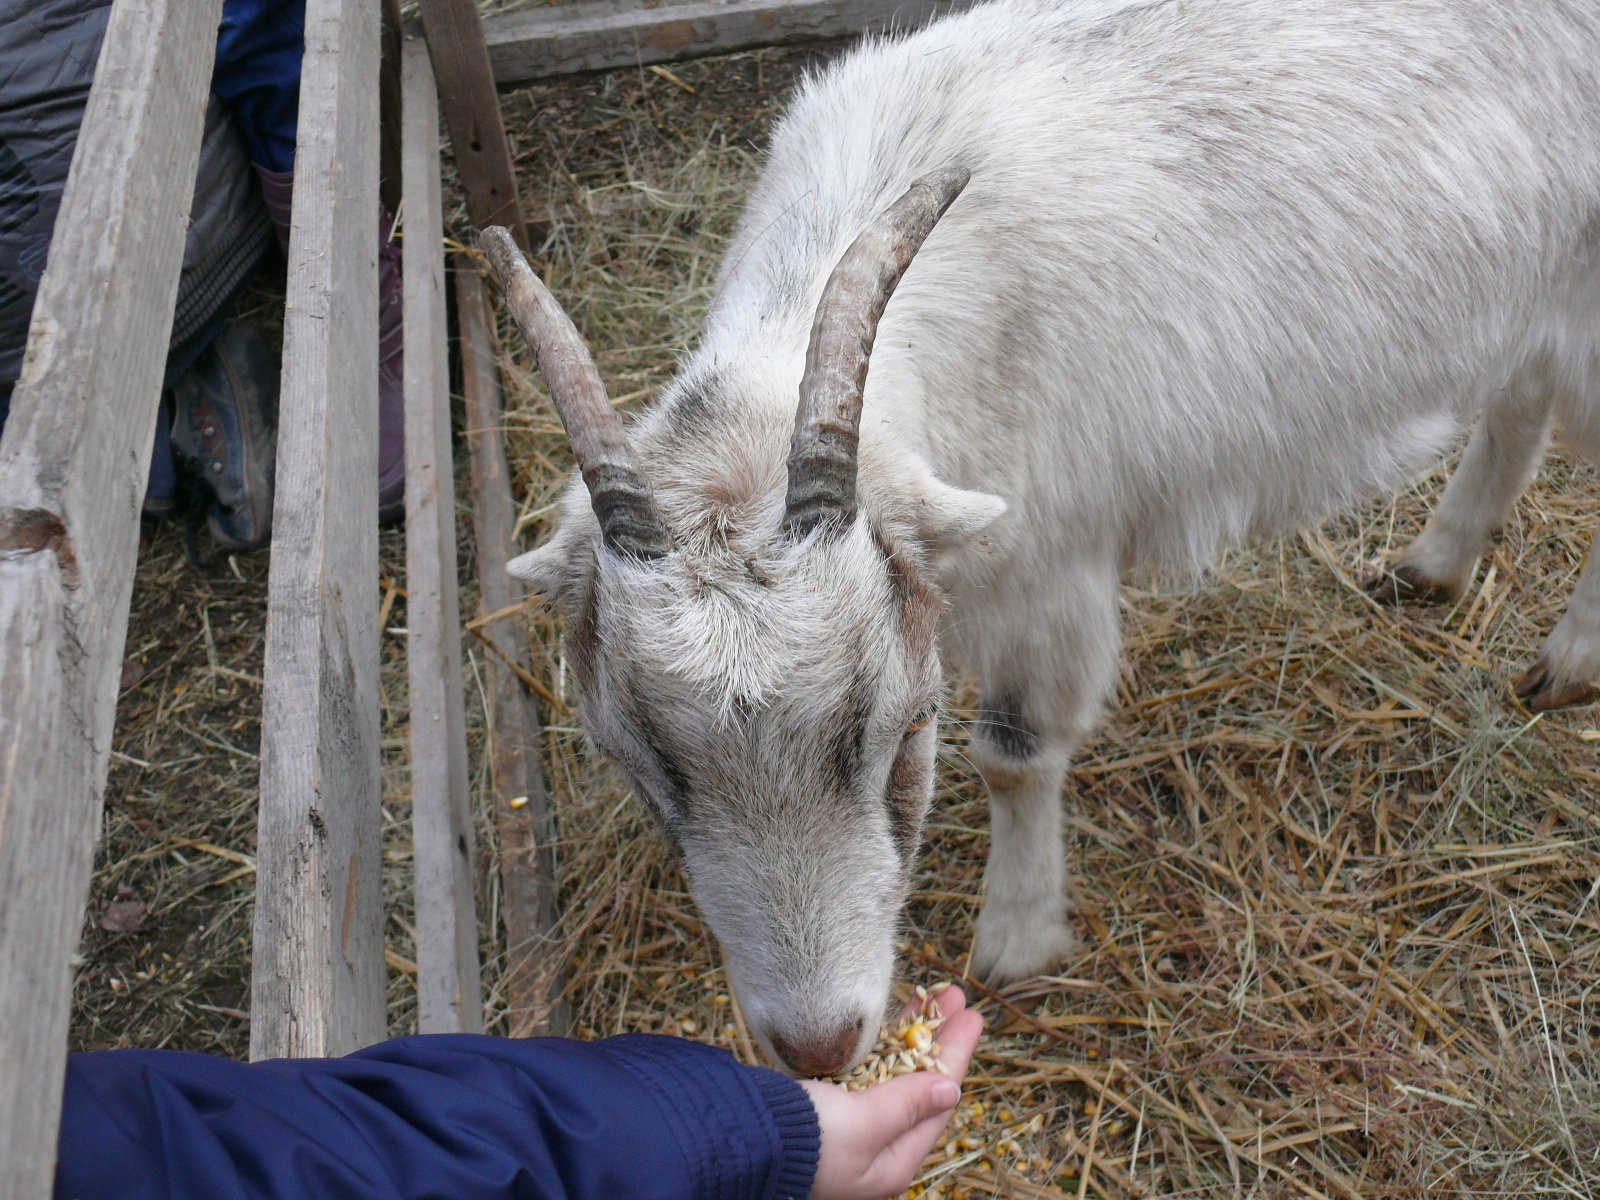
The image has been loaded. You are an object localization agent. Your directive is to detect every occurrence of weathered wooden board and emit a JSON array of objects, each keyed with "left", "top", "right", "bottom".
[
  {"left": 456, "top": 264, "right": 567, "bottom": 1037},
  {"left": 402, "top": 29, "right": 483, "bottom": 1036},
  {"left": 0, "top": 0, "right": 221, "bottom": 1193},
  {"left": 251, "top": 0, "right": 386, "bottom": 1063},
  {"left": 484, "top": 0, "right": 980, "bottom": 83},
  {"left": 417, "top": 0, "right": 534, "bottom": 250},
  {"left": 0, "top": 555, "right": 70, "bottom": 1200}
]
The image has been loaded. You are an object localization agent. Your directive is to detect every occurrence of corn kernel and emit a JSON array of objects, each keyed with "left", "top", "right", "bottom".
[{"left": 830, "top": 994, "right": 947, "bottom": 1090}]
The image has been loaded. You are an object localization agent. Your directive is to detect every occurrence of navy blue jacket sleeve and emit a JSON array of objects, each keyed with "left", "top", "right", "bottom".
[{"left": 55, "top": 1033, "right": 819, "bottom": 1200}]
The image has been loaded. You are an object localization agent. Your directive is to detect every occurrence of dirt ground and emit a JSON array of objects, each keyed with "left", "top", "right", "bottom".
[{"left": 80, "top": 36, "right": 1600, "bottom": 1200}]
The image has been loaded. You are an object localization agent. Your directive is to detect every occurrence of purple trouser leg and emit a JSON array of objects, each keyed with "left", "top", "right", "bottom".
[{"left": 256, "top": 165, "right": 406, "bottom": 513}]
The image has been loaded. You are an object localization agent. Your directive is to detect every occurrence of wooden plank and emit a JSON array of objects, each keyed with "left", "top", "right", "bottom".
[
  {"left": 0, "top": 555, "right": 69, "bottom": 1200},
  {"left": 250, "top": 0, "right": 385, "bottom": 1063},
  {"left": 484, "top": 0, "right": 981, "bottom": 84},
  {"left": 402, "top": 29, "right": 483, "bottom": 1035},
  {"left": 0, "top": 1, "right": 220, "bottom": 1193},
  {"left": 416, "top": 0, "right": 534, "bottom": 251},
  {"left": 456, "top": 263, "right": 567, "bottom": 1038}
]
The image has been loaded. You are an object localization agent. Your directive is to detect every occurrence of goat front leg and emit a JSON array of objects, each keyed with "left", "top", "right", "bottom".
[
  {"left": 1370, "top": 373, "right": 1553, "bottom": 604},
  {"left": 968, "top": 735, "right": 1078, "bottom": 983},
  {"left": 1515, "top": 363, "right": 1600, "bottom": 709},
  {"left": 968, "top": 571, "right": 1120, "bottom": 983},
  {"left": 1515, "top": 540, "right": 1600, "bottom": 709}
]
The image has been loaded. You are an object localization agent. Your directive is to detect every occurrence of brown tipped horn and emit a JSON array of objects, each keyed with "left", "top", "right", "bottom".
[
  {"left": 480, "top": 226, "right": 671, "bottom": 561},
  {"left": 783, "top": 165, "right": 971, "bottom": 539}
]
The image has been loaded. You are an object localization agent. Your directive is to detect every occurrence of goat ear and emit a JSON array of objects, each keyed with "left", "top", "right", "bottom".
[
  {"left": 913, "top": 474, "right": 1006, "bottom": 555},
  {"left": 508, "top": 539, "right": 577, "bottom": 598}
]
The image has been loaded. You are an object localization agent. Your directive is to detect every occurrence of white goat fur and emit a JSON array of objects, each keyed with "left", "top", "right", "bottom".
[{"left": 513, "top": 0, "right": 1600, "bottom": 1073}]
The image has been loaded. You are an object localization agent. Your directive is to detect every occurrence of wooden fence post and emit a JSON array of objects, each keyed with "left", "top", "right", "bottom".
[
  {"left": 403, "top": 28, "right": 483, "bottom": 1035},
  {"left": 457, "top": 264, "right": 568, "bottom": 1037},
  {"left": 250, "top": 0, "right": 386, "bottom": 1062},
  {"left": 417, "top": 0, "right": 535, "bottom": 251},
  {"left": 0, "top": 0, "right": 221, "bottom": 1192}
]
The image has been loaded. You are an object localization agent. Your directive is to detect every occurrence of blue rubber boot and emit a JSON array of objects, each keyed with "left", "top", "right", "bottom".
[{"left": 169, "top": 318, "right": 280, "bottom": 551}]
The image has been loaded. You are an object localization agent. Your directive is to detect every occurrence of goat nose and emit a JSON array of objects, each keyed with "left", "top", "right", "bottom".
[{"left": 769, "top": 1018, "right": 865, "bottom": 1077}]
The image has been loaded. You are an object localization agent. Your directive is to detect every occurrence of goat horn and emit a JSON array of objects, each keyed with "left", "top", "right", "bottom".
[
  {"left": 783, "top": 165, "right": 971, "bottom": 539},
  {"left": 480, "top": 226, "right": 672, "bottom": 561}
]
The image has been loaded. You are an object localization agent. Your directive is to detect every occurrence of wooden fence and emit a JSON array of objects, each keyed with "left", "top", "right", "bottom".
[
  {"left": 0, "top": 1, "right": 974, "bottom": 1193},
  {"left": 0, "top": 0, "right": 533, "bottom": 1190}
]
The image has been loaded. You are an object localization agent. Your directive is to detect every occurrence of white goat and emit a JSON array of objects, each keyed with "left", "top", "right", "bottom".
[{"left": 484, "top": 0, "right": 1600, "bottom": 1077}]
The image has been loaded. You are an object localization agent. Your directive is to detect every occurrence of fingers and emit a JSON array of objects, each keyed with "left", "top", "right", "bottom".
[
  {"left": 874, "top": 1104, "right": 961, "bottom": 1189},
  {"left": 898, "top": 984, "right": 968, "bottom": 1023},
  {"left": 898, "top": 986, "right": 982, "bottom": 1080},
  {"left": 870, "top": 987, "right": 982, "bottom": 1185},
  {"left": 804, "top": 986, "right": 983, "bottom": 1200},
  {"left": 852, "top": 1072, "right": 962, "bottom": 1196},
  {"left": 883, "top": 988, "right": 983, "bottom": 1079},
  {"left": 850, "top": 1066, "right": 959, "bottom": 1143},
  {"left": 933, "top": 1006, "right": 983, "bottom": 1079}
]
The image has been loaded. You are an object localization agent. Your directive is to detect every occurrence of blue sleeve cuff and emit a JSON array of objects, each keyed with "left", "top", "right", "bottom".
[
  {"left": 747, "top": 1065, "right": 821, "bottom": 1200},
  {"left": 597, "top": 1036, "right": 820, "bottom": 1200}
]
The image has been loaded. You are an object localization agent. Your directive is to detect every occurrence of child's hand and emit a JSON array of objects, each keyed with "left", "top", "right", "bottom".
[{"left": 800, "top": 985, "right": 983, "bottom": 1200}]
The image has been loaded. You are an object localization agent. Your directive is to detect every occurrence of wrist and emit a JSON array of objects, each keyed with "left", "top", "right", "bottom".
[{"left": 750, "top": 1066, "right": 822, "bottom": 1199}]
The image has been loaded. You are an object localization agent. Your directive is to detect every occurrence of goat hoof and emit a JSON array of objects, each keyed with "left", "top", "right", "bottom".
[
  {"left": 971, "top": 908, "right": 1078, "bottom": 984},
  {"left": 1363, "top": 562, "right": 1459, "bottom": 607},
  {"left": 1513, "top": 659, "right": 1600, "bottom": 712}
]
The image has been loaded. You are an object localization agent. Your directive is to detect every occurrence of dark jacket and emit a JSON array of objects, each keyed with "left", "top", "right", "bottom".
[
  {"left": 56, "top": 1033, "right": 820, "bottom": 1200},
  {"left": 0, "top": 0, "right": 281, "bottom": 426}
]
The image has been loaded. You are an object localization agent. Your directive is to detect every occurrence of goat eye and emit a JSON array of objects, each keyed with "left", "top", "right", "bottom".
[{"left": 903, "top": 708, "right": 935, "bottom": 741}]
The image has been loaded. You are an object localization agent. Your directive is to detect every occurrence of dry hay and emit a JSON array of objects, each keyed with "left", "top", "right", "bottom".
[
  {"left": 70, "top": 33, "right": 1600, "bottom": 1200},
  {"left": 483, "top": 48, "right": 1600, "bottom": 1200},
  {"left": 77, "top": 523, "right": 426, "bottom": 1055}
]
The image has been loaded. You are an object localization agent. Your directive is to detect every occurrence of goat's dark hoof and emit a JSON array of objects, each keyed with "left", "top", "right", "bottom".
[
  {"left": 1513, "top": 659, "right": 1600, "bottom": 712},
  {"left": 1363, "top": 562, "right": 1459, "bottom": 607}
]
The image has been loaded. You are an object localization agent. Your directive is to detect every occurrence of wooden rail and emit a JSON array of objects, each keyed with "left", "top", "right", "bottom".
[
  {"left": 483, "top": 0, "right": 980, "bottom": 83},
  {"left": 0, "top": 0, "right": 222, "bottom": 1192},
  {"left": 419, "top": 0, "right": 534, "bottom": 251},
  {"left": 403, "top": 27, "right": 484, "bottom": 1035},
  {"left": 250, "top": 0, "right": 387, "bottom": 1061},
  {"left": 457, "top": 265, "right": 568, "bottom": 1037}
]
